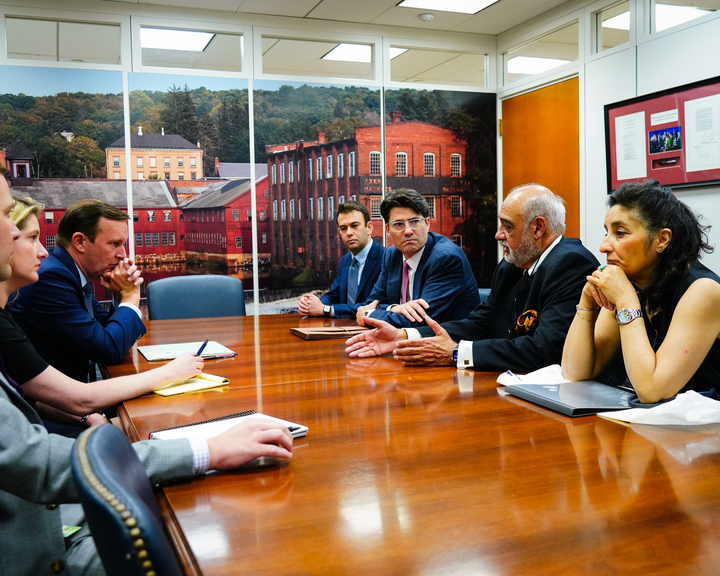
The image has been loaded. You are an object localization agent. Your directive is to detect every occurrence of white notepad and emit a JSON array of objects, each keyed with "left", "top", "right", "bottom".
[
  {"left": 138, "top": 341, "right": 236, "bottom": 361},
  {"left": 149, "top": 410, "right": 308, "bottom": 440}
]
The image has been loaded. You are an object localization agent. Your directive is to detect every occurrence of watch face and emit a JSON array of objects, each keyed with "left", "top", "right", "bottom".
[{"left": 617, "top": 309, "right": 641, "bottom": 324}]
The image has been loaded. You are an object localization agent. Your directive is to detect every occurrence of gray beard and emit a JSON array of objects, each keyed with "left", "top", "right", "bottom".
[{"left": 504, "top": 231, "right": 541, "bottom": 268}]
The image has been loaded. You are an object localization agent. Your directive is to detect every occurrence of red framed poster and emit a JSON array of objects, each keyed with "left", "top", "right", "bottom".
[{"left": 605, "top": 75, "right": 720, "bottom": 193}]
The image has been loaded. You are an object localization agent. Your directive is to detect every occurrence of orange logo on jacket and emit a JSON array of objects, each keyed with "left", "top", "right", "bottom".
[{"left": 515, "top": 309, "right": 538, "bottom": 335}]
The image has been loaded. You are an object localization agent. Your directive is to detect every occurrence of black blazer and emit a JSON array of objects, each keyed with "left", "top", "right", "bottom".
[{"left": 419, "top": 237, "right": 599, "bottom": 372}]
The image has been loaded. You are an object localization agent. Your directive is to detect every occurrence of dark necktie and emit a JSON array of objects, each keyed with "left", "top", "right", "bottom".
[
  {"left": 82, "top": 282, "right": 94, "bottom": 317},
  {"left": 347, "top": 257, "right": 359, "bottom": 305},
  {"left": 82, "top": 283, "right": 97, "bottom": 382},
  {"left": 401, "top": 261, "right": 410, "bottom": 304}
]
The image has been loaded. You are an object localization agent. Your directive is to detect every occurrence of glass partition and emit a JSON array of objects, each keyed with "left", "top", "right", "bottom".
[
  {"left": 258, "top": 80, "right": 381, "bottom": 312},
  {"left": 5, "top": 17, "right": 121, "bottom": 65},
  {"left": 593, "top": 1, "right": 630, "bottom": 53},
  {"left": 390, "top": 46, "right": 486, "bottom": 87},
  {"left": 383, "top": 88, "right": 497, "bottom": 287},
  {"left": 504, "top": 21, "right": 579, "bottom": 85}
]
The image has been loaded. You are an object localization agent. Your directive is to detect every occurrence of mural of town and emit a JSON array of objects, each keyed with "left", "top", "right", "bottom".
[{"left": 0, "top": 67, "right": 497, "bottom": 312}]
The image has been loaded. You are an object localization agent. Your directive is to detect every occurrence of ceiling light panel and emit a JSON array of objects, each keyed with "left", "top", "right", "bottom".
[{"left": 397, "top": 0, "right": 500, "bottom": 15}]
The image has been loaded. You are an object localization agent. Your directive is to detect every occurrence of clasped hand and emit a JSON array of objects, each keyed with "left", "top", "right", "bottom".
[
  {"left": 585, "top": 264, "right": 636, "bottom": 311},
  {"left": 102, "top": 258, "right": 143, "bottom": 295}
]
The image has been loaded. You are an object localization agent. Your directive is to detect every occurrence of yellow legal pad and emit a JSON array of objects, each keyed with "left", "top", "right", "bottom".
[{"left": 154, "top": 373, "right": 229, "bottom": 396}]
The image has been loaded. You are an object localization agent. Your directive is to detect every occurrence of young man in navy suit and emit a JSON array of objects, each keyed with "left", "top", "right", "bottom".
[
  {"left": 346, "top": 184, "right": 599, "bottom": 372},
  {"left": 12, "top": 200, "right": 146, "bottom": 382},
  {"left": 355, "top": 189, "right": 479, "bottom": 328},
  {"left": 299, "top": 201, "right": 384, "bottom": 319}
]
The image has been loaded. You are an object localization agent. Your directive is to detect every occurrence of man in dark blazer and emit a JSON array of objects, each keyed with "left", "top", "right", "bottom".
[
  {"left": 12, "top": 199, "right": 147, "bottom": 382},
  {"left": 0, "top": 175, "right": 294, "bottom": 574},
  {"left": 299, "top": 201, "right": 384, "bottom": 319},
  {"left": 346, "top": 184, "right": 599, "bottom": 372},
  {"left": 355, "top": 189, "right": 479, "bottom": 328}
]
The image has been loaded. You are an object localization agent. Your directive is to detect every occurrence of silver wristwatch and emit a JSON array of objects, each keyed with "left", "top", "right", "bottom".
[{"left": 615, "top": 308, "right": 643, "bottom": 325}]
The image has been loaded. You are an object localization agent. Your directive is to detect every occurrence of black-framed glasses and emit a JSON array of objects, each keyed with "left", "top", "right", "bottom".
[{"left": 389, "top": 218, "right": 425, "bottom": 232}]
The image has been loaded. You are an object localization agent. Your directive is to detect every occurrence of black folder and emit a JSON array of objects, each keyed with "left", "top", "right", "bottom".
[{"left": 505, "top": 381, "right": 635, "bottom": 417}]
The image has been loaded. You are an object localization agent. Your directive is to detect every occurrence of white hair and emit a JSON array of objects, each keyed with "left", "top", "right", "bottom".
[{"left": 510, "top": 183, "right": 566, "bottom": 236}]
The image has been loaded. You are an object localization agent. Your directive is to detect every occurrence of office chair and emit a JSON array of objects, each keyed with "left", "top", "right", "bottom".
[
  {"left": 148, "top": 275, "right": 246, "bottom": 320},
  {"left": 71, "top": 425, "right": 183, "bottom": 576},
  {"left": 478, "top": 288, "right": 491, "bottom": 303}
]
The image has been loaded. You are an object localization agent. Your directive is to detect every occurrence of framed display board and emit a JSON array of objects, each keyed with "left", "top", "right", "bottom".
[{"left": 605, "top": 75, "right": 720, "bottom": 193}]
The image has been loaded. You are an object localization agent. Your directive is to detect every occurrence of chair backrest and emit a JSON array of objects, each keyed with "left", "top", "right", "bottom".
[
  {"left": 71, "top": 425, "right": 183, "bottom": 576},
  {"left": 478, "top": 288, "right": 491, "bottom": 303},
  {"left": 148, "top": 275, "right": 246, "bottom": 320}
]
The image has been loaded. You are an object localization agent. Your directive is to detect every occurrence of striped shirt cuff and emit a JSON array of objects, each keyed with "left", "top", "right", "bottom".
[{"left": 187, "top": 435, "right": 210, "bottom": 475}]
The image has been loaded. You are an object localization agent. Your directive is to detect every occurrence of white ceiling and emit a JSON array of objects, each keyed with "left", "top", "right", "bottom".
[{"left": 102, "top": 0, "right": 574, "bottom": 36}]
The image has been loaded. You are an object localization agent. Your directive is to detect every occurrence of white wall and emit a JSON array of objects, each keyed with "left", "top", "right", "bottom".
[{"left": 499, "top": 0, "right": 720, "bottom": 273}]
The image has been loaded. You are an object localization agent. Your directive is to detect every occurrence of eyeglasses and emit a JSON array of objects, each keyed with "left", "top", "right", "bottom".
[{"left": 388, "top": 218, "right": 425, "bottom": 232}]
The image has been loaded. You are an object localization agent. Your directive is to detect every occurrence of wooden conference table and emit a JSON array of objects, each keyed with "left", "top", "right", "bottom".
[{"left": 111, "top": 314, "right": 720, "bottom": 575}]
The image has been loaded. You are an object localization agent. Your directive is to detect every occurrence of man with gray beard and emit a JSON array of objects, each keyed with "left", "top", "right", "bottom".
[{"left": 345, "top": 184, "right": 599, "bottom": 372}]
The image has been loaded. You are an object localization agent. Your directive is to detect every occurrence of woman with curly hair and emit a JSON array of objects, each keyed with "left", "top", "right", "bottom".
[{"left": 561, "top": 180, "right": 720, "bottom": 403}]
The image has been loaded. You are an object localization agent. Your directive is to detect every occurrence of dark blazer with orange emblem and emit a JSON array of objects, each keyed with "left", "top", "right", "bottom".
[{"left": 418, "top": 237, "right": 598, "bottom": 372}]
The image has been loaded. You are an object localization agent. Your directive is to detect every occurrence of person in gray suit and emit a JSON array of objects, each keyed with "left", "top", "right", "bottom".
[{"left": 0, "top": 175, "right": 294, "bottom": 575}]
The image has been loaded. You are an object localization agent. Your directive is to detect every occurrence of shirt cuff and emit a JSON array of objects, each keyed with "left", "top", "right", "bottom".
[
  {"left": 187, "top": 435, "right": 210, "bottom": 475},
  {"left": 118, "top": 302, "right": 142, "bottom": 319},
  {"left": 456, "top": 340, "right": 474, "bottom": 369},
  {"left": 405, "top": 328, "right": 422, "bottom": 340}
]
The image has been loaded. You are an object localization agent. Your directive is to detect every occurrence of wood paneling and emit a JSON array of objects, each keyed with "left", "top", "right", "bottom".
[{"left": 502, "top": 77, "right": 580, "bottom": 237}]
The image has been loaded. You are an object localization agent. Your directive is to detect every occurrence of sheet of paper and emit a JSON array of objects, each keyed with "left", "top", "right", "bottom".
[
  {"left": 138, "top": 341, "right": 235, "bottom": 361},
  {"left": 497, "top": 364, "right": 571, "bottom": 386},
  {"left": 684, "top": 94, "right": 720, "bottom": 172},
  {"left": 599, "top": 390, "right": 720, "bottom": 426},
  {"left": 615, "top": 111, "right": 647, "bottom": 180}
]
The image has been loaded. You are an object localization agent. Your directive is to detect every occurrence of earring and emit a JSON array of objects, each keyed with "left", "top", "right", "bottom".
[{"left": 658, "top": 248, "right": 663, "bottom": 253}]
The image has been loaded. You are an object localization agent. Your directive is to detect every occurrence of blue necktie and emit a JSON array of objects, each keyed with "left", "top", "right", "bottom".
[
  {"left": 82, "top": 282, "right": 94, "bottom": 317},
  {"left": 347, "top": 257, "right": 359, "bottom": 305},
  {"left": 82, "top": 283, "right": 97, "bottom": 382}
]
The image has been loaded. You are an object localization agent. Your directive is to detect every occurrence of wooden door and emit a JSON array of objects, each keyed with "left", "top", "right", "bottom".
[{"left": 502, "top": 77, "right": 579, "bottom": 237}]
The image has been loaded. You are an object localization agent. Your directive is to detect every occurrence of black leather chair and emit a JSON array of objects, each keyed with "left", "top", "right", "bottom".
[
  {"left": 148, "top": 274, "right": 246, "bottom": 320},
  {"left": 71, "top": 425, "right": 183, "bottom": 576}
]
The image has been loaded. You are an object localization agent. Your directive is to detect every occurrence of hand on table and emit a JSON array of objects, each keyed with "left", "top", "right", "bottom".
[
  {"left": 154, "top": 352, "right": 204, "bottom": 389},
  {"left": 299, "top": 293, "right": 325, "bottom": 316},
  {"left": 345, "top": 316, "right": 406, "bottom": 357},
  {"left": 207, "top": 416, "right": 293, "bottom": 470},
  {"left": 392, "top": 316, "right": 456, "bottom": 366}
]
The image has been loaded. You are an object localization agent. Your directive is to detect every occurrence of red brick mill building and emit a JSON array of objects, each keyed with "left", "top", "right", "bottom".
[{"left": 266, "top": 114, "right": 469, "bottom": 281}]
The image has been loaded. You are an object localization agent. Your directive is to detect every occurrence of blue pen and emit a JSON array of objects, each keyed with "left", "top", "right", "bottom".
[{"left": 196, "top": 339, "right": 209, "bottom": 356}]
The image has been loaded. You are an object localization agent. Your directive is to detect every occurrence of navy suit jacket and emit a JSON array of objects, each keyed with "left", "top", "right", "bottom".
[
  {"left": 321, "top": 240, "right": 385, "bottom": 319},
  {"left": 11, "top": 247, "right": 146, "bottom": 382},
  {"left": 418, "top": 237, "right": 599, "bottom": 372},
  {"left": 363, "top": 232, "right": 480, "bottom": 328}
]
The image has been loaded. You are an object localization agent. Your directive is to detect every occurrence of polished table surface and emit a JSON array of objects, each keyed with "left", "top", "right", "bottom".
[{"left": 112, "top": 314, "right": 720, "bottom": 575}]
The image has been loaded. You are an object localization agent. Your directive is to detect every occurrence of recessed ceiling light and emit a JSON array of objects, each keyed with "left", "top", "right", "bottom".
[
  {"left": 602, "top": 12, "right": 630, "bottom": 30},
  {"left": 507, "top": 56, "right": 570, "bottom": 75},
  {"left": 322, "top": 44, "right": 407, "bottom": 63},
  {"left": 398, "top": 0, "right": 500, "bottom": 15},
  {"left": 655, "top": 4, "right": 711, "bottom": 32},
  {"left": 140, "top": 28, "right": 215, "bottom": 52},
  {"left": 418, "top": 13, "right": 435, "bottom": 21}
]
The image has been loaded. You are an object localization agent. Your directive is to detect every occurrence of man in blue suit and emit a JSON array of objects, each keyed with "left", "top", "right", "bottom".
[
  {"left": 12, "top": 200, "right": 147, "bottom": 382},
  {"left": 356, "top": 189, "right": 479, "bottom": 328},
  {"left": 299, "top": 201, "right": 384, "bottom": 319},
  {"left": 346, "top": 184, "right": 599, "bottom": 373}
]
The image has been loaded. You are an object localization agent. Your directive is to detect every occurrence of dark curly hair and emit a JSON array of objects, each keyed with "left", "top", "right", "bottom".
[{"left": 608, "top": 180, "right": 713, "bottom": 311}]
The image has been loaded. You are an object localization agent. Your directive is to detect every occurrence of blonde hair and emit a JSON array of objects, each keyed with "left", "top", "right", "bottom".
[{"left": 11, "top": 195, "right": 45, "bottom": 230}]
